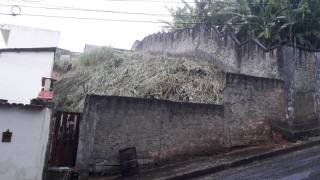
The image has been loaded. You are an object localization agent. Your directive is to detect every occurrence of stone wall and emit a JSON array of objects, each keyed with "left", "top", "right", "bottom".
[
  {"left": 133, "top": 25, "right": 282, "bottom": 79},
  {"left": 76, "top": 73, "right": 285, "bottom": 175}
]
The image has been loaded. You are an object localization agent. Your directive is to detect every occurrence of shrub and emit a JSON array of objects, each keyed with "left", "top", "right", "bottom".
[{"left": 74, "top": 47, "right": 115, "bottom": 68}]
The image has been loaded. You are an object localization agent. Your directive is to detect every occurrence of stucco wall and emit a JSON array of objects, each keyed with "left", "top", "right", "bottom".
[
  {"left": 76, "top": 73, "right": 285, "bottom": 175},
  {"left": 133, "top": 25, "right": 281, "bottom": 79},
  {"left": 0, "top": 105, "right": 51, "bottom": 180},
  {"left": 0, "top": 51, "right": 55, "bottom": 103}
]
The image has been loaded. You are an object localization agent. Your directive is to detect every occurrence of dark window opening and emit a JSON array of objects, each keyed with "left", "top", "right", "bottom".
[{"left": 2, "top": 129, "right": 12, "bottom": 143}]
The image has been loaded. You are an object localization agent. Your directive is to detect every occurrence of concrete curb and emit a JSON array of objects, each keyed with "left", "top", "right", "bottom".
[{"left": 166, "top": 139, "right": 320, "bottom": 180}]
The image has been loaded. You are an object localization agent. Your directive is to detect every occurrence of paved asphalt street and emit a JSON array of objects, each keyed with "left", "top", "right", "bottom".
[{"left": 196, "top": 145, "right": 320, "bottom": 180}]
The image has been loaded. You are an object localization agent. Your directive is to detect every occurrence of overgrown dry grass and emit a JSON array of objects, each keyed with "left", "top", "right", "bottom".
[{"left": 53, "top": 48, "right": 225, "bottom": 112}]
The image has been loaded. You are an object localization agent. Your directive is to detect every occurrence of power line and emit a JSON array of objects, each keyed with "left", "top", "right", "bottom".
[
  {"left": 0, "top": 3, "right": 225, "bottom": 18},
  {"left": 99, "top": 0, "right": 287, "bottom": 5},
  {"left": 0, "top": 12, "right": 165, "bottom": 23},
  {"left": 0, "top": 11, "right": 258, "bottom": 25},
  {"left": 20, "top": 0, "right": 45, "bottom": 2},
  {"left": 0, "top": 3, "right": 280, "bottom": 19},
  {"left": 0, "top": 4, "right": 173, "bottom": 17},
  {"left": 0, "top": 3, "right": 317, "bottom": 25},
  {"left": 0, "top": 0, "right": 300, "bottom": 19},
  {"left": 82, "top": 0, "right": 283, "bottom": 4},
  {"left": 5, "top": 11, "right": 313, "bottom": 25},
  {"left": 3, "top": 0, "right": 300, "bottom": 8},
  {"left": 6, "top": 0, "right": 195, "bottom": 5},
  {"left": 101, "top": 0, "right": 195, "bottom": 3},
  {"left": 1, "top": 12, "right": 318, "bottom": 28}
]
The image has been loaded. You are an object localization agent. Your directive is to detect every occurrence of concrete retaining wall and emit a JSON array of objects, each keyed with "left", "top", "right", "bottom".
[
  {"left": 76, "top": 73, "right": 285, "bottom": 174},
  {"left": 133, "top": 25, "right": 282, "bottom": 79},
  {"left": 224, "top": 73, "right": 286, "bottom": 146},
  {"left": 133, "top": 25, "right": 320, "bottom": 125}
]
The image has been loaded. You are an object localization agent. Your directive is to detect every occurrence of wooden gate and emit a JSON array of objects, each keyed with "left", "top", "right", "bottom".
[{"left": 49, "top": 111, "right": 81, "bottom": 167}]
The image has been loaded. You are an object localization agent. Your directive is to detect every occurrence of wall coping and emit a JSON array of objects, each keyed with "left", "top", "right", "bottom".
[
  {"left": 135, "top": 24, "right": 320, "bottom": 53},
  {"left": 87, "top": 94, "right": 224, "bottom": 109}
]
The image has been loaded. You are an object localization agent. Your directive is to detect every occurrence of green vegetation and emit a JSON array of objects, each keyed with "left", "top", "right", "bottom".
[
  {"left": 166, "top": 0, "right": 320, "bottom": 49},
  {"left": 54, "top": 48, "right": 224, "bottom": 112},
  {"left": 53, "top": 59, "right": 72, "bottom": 74},
  {"left": 74, "top": 47, "right": 115, "bottom": 67}
]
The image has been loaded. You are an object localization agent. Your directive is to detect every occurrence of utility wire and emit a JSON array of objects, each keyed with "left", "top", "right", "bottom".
[
  {"left": 0, "top": 0, "right": 283, "bottom": 12},
  {"left": 5, "top": 11, "right": 317, "bottom": 25},
  {"left": 0, "top": 12, "right": 262, "bottom": 25},
  {"left": 0, "top": 12, "right": 164, "bottom": 23},
  {"left": 81, "top": 0, "right": 280, "bottom": 4},
  {"left": 0, "top": 3, "right": 317, "bottom": 25},
  {"left": 101, "top": 0, "right": 194, "bottom": 3},
  {"left": 0, "top": 2, "right": 283, "bottom": 18},
  {"left": 0, "top": 3, "right": 226, "bottom": 18},
  {"left": 0, "top": 4, "right": 173, "bottom": 17},
  {"left": 8, "top": 0, "right": 281, "bottom": 4},
  {"left": 15, "top": 0, "right": 195, "bottom": 4}
]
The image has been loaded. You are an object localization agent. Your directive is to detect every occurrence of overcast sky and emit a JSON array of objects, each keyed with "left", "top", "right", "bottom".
[{"left": 0, "top": 0, "right": 186, "bottom": 52}]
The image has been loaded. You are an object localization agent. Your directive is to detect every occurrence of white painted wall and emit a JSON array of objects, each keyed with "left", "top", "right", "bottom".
[
  {"left": 1, "top": 24, "right": 60, "bottom": 48},
  {"left": 0, "top": 51, "right": 55, "bottom": 103},
  {"left": 0, "top": 106, "right": 51, "bottom": 180}
]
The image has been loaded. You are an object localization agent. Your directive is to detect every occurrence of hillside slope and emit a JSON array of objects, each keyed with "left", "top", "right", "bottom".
[{"left": 53, "top": 48, "right": 225, "bottom": 112}]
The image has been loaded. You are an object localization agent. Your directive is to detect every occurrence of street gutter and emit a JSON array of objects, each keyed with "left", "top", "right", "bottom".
[{"left": 166, "top": 138, "right": 320, "bottom": 180}]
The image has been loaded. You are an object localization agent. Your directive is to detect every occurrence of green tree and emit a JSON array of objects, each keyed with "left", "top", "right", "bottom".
[
  {"left": 163, "top": 0, "right": 197, "bottom": 30},
  {"left": 166, "top": 0, "right": 320, "bottom": 49}
]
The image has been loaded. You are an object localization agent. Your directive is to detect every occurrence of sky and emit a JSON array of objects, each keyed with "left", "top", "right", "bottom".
[{"left": 0, "top": 0, "right": 187, "bottom": 52}]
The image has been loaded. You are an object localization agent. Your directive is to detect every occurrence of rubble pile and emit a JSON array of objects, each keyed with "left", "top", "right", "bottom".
[{"left": 54, "top": 48, "right": 225, "bottom": 112}]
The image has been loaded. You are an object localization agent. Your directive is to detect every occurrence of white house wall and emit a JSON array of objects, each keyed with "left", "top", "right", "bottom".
[
  {"left": 0, "top": 51, "right": 55, "bottom": 103},
  {"left": 1, "top": 24, "right": 60, "bottom": 48},
  {"left": 0, "top": 106, "right": 51, "bottom": 180}
]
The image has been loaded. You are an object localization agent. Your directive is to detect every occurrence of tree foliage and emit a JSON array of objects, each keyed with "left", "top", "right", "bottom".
[{"left": 167, "top": 0, "right": 320, "bottom": 49}]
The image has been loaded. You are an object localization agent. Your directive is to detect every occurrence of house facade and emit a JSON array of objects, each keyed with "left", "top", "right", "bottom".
[
  {"left": 0, "top": 24, "right": 60, "bottom": 180},
  {"left": 1, "top": 24, "right": 60, "bottom": 48},
  {"left": 0, "top": 24, "right": 59, "bottom": 104},
  {"left": 0, "top": 102, "right": 51, "bottom": 180},
  {"left": 0, "top": 48, "right": 56, "bottom": 103}
]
